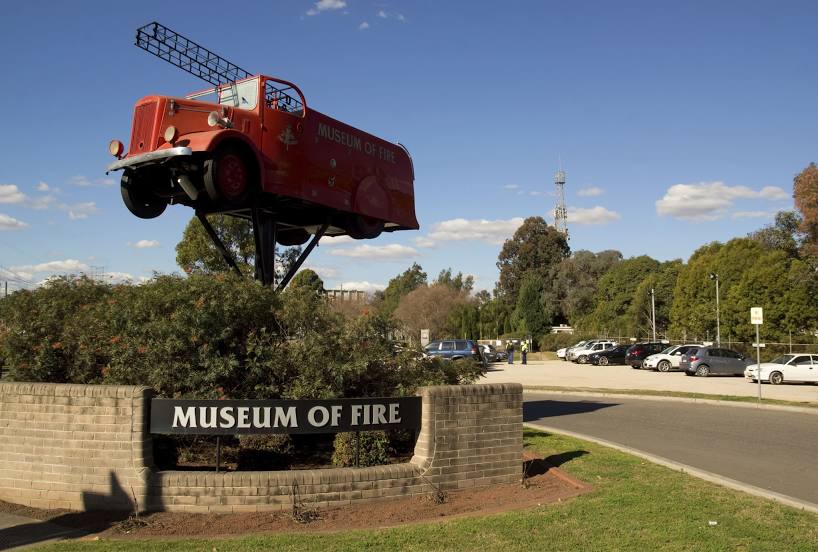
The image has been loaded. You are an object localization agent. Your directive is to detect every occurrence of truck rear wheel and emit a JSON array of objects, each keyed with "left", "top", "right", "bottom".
[
  {"left": 346, "top": 215, "right": 384, "bottom": 239},
  {"left": 121, "top": 171, "right": 167, "bottom": 219},
  {"left": 204, "top": 145, "right": 253, "bottom": 206}
]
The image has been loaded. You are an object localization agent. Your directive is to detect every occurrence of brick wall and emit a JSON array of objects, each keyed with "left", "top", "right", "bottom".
[
  {"left": 0, "top": 382, "right": 522, "bottom": 513},
  {"left": 0, "top": 382, "right": 153, "bottom": 511}
]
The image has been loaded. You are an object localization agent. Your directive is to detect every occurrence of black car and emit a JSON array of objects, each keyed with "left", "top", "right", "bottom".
[
  {"left": 589, "top": 344, "right": 630, "bottom": 366},
  {"left": 626, "top": 342, "right": 668, "bottom": 369}
]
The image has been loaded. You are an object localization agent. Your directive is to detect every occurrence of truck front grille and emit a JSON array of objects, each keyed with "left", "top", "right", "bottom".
[{"left": 129, "top": 101, "right": 158, "bottom": 155}]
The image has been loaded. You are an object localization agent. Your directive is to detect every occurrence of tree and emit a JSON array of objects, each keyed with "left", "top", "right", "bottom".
[
  {"left": 376, "top": 263, "right": 427, "bottom": 315},
  {"left": 547, "top": 249, "right": 623, "bottom": 324},
  {"left": 793, "top": 163, "right": 818, "bottom": 261},
  {"left": 393, "top": 284, "right": 468, "bottom": 342},
  {"left": 434, "top": 268, "right": 474, "bottom": 293},
  {"left": 289, "top": 269, "right": 324, "bottom": 294},
  {"left": 578, "top": 255, "right": 661, "bottom": 336},
  {"left": 627, "top": 260, "right": 682, "bottom": 338},
  {"left": 747, "top": 210, "right": 803, "bottom": 258},
  {"left": 513, "top": 272, "right": 553, "bottom": 337},
  {"left": 175, "top": 215, "right": 300, "bottom": 281},
  {"left": 496, "top": 217, "right": 570, "bottom": 304}
]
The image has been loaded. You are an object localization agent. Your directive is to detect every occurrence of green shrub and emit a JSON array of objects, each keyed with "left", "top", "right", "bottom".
[
  {"left": 538, "top": 333, "right": 594, "bottom": 353},
  {"left": 332, "top": 431, "right": 390, "bottom": 467},
  {"left": 237, "top": 434, "right": 294, "bottom": 470},
  {"left": 0, "top": 275, "right": 480, "bottom": 401}
]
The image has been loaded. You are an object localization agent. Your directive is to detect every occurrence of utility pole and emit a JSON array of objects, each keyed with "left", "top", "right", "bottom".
[
  {"left": 709, "top": 273, "right": 720, "bottom": 346},
  {"left": 650, "top": 287, "right": 656, "bottom": 341}
]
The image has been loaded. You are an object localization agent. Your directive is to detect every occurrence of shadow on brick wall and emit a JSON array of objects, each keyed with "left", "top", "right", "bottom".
[{"left": 0, "top": 473, "right": 136, "bottom": 550}]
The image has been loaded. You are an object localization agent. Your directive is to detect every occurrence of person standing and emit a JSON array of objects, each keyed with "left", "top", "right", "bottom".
[
  {"left": 506, "top": 340, "right": 514, "bottom": 364},
  {"left": 521, "top": 340, "right": 529, "bottom": 364}
]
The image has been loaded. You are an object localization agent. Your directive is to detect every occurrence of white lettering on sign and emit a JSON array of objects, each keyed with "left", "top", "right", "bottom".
[
  {"left": 350, "top": 403, "right": 402, "bottom": 426},
  {"left": 317, "top": 122, "right": 396, "bottom": 164},
  {"left": 173, "top": 406, "right": 197, "bottom": 428},
  {"left": 237, "top": 406, "right": 251, "bottom": 429},
  {"left": 273, "top": 407, "right": 298, "bottom": 428},
  {"left": 308, "top": 406, "right": 330, "bottom": 427}
]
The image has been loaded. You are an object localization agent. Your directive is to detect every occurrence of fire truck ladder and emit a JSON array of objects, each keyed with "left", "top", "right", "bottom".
[{"left": 135, "top": 22, "right": 319, "bottom": 289}]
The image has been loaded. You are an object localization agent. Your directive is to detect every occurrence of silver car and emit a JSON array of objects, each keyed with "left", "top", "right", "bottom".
[{"left": 680, "top": 346, "right": 747, "bottom": 377}]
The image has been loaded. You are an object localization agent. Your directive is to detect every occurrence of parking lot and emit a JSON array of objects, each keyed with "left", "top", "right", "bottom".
[{"left": 479, "top": 359, "right": 818, "bottom": 404}]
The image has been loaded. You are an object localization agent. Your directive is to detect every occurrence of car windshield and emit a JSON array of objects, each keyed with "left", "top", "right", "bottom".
[
  {"left": 769, "top": 355, "right": 796, "bottom": 365},
  {"left": 660, "top": 346, "right": 675, "bottom": 354}
]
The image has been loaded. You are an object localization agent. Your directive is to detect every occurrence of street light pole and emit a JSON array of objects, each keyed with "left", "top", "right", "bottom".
[
  {"left": 709, "top": 273, "right": 720, "bottom": 346},
  {"left": 650, "top": 287, "right": 656, "bottom": 341}
]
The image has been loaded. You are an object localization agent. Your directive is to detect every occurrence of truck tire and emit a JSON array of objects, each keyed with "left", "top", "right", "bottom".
[
  {"left": 204, "top": 145, "right": 254, "bottom": 206},
  {"left": 121, "top": 170, "right": 166, "bottom": 219},
  {"left": 346, "top": 214, "right": 384, "bottom": 239}
]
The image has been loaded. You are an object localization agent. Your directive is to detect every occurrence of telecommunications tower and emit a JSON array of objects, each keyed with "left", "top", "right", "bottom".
[{"left": 554, "top": 168, "right": 568, "bottom": 238}]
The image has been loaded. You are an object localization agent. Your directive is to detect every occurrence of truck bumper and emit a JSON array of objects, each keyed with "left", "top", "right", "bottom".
[{"left": 106, "top": 147, "right": 193, "bottom": 172}]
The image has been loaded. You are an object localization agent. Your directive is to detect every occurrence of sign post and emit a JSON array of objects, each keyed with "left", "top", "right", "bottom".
[{"left": 750, "top": 307, "right": 763, "bottom": 402}]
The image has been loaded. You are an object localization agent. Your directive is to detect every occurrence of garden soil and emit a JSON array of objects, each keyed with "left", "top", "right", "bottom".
[{"left": 0, "top": 458, "right": 592, "bottom": 542}]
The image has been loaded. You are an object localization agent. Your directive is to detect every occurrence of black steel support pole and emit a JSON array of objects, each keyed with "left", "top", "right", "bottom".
[
  {"left": 215, "top": 435, "right": 221, "bottom": 473},
  {"left": 195, "top": 211, "right": 243, "bottom": 278},
  {"left": 276, "top": 223, "right": 328, "bottom": 292},
  {"left": 251, "top": 207, "right": 277, "bottom": 286}
]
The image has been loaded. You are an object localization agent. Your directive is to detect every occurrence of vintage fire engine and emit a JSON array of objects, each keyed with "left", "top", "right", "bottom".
[{"left": 107, "top": 22, "right": 418, "bottom": 286}]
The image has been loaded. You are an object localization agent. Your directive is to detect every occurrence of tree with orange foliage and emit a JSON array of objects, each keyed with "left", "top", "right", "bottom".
[{"left": 794, "top": 162, "right": 818, "bottom": 261}]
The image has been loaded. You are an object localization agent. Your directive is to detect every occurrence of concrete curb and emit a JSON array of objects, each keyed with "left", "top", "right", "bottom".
[
  {"left": 522, "top": 387, "right": 818, "bottom": 415},
  {"left": 524, "top": 422, "right": 818, "bottom": 515}
]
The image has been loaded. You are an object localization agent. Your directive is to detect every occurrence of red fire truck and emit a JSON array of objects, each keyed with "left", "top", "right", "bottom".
[{"left": 106, "top": 23, "right": 418, "bottom": 285}]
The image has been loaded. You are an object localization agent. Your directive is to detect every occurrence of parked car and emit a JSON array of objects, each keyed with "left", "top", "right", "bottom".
[
  {"left": 571, "top": 341, "right": 617, "bottom": 364},
  {"left": 642, "top": 344, "right": 701, "bottom": 372},
  {"left": 626, "top": 342, "right": 669, "bottom": 369},
  {"left": 566, "top": 340, "right": 601, "bottom": 362},
  {"left": 589, "top": 344, "right": 630, "bottom": 366},
  {"left": 744, "top": 354, "right": 818, "bottom": 384},
  {"left": 680, "top": 346, "right": 747, "bottom": 377},
  {"left": 479, "top": 344, "right": 502, "bottom": 363},
  {"left": 425, "top": 339, "right": 485, "bottom": 366},
  {"left": 558, "top": 340, "right": 589, "bottom": 361}
]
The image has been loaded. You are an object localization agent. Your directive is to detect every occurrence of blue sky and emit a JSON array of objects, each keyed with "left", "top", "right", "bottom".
[{"left": 1, "top": 1, "right": 816, "bottom": 293}]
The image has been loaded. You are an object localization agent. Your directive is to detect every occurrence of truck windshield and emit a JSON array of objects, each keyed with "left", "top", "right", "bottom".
[
  {"left": 218, "top": 78, "right": 259, "bottom": 110},
  {"left": 185, "top": 78, "right": 260, "bottom": 110}
]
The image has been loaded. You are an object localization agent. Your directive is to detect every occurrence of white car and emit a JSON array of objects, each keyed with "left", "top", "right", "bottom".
[
  {"left": 744, "top": 354, "right": 818, "bottom": 384},
  {"left": 560, "top": 340, "right": 590, "bottom": 361},
  {"left": 642, "top": 344, "right": 701, "bottom": 372},
  {"left": 571, "top": 341, "right": 617, "bottom": 364}
]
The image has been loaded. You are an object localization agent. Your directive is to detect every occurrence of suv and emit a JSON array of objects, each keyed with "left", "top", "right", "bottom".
[
  {"left": 425, "top": 340, "right": 485, "bottom": 366},
  {"left": 680, "top": 346, "right": 747, "bottom": 377},
  {"left": 626, "top": 342, "right": 669, "bottom": 369},
  {"left": 571, "top": 341, "right": 617, "bottom": 364}
]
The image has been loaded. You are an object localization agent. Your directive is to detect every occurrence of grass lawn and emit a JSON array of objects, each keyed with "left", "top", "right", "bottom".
[
  {"left": 524, "top": 385, "right": 818, "bottom": 409},
  {"left": 39, "top": 429, "right": 818, "bottom": 551}
]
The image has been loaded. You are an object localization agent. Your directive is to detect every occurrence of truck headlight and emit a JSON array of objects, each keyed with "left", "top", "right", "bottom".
[{"left": 108, "top": 139, "right": 124, "bottom": 158}]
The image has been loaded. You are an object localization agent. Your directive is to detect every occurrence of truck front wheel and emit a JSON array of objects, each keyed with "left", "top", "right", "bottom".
[
  {"left": 204, "top": 145, "right": 253, "bottom": 206},
  {"left": 346, "top": 215, "right": 384, "bottom": 240},
  {"left": 121, "top": 171, "right": 167, "bottom": 219}
]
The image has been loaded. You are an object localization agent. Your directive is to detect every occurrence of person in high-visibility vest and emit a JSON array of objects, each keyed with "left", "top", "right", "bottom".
[{"left": 521, "top": 340, "right": 529, "bottom": 364}]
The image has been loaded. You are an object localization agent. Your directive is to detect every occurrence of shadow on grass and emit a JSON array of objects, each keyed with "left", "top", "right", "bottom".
[
  {"left": 524, "top": 450, "right": 590, "bottom": 478},
  {"left": 523, "top": 399, "right": 619, "bottom": 421}
]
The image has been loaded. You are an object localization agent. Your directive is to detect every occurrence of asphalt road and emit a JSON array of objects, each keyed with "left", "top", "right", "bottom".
[{"left": 524, "top": 392, "right": 818, "bottom": 507}]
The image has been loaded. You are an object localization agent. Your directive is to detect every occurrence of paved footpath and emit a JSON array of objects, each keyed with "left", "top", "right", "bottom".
[{"left": 480, "top": 359, "right": 818, "bottom": 404}]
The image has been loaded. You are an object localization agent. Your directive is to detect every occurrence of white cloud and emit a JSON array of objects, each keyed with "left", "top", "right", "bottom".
[
  {"left": 377, "top": 10, "right": 387, "bottom": 18},
  {"left": 359, "top": 21, "right": 370, "bottom": 30},
  {"left": 339, "top": 281, "right": 385, "bottom": 293},
  {"left": 306, "top": 0, "right": 346, "bottom": 15},
  {"left": 578, "top": 186, "right": 604, "bottom": 197},
  {"left": 35, "top": 182, "right": 50, "bottom": 192},
  {"left": 396, "top": 13, "right": 406, "bottom": 22},
  {"left": 129, "top": 239, "right": 160, "bottom": 249},
  {"left": 732, "top": 210, "right": 771, "bottom": 219},
  {"left": 656, "top": 181, "right": 790, "bottom": 222},
  {"left": 61, "top": 202, "right": 99, "bottom": 220},
  {"left": 28, "top": 195, "right": 56, "bottom": 210},
  {"left": 100, "top": 271, "right": 135, "bottom": 283},
  {"left": 10, "top": 259, "right": 91, "bottom": 280},
  {"left": 329, "top": 244, "right": 419, "bottom": 260},
  {"left": 0, "top": 213, "right": 28, "bottom": 230},
  {"left": 528, "top": 190, "right": 546, "bottom": 197},
  {"left": 0, "top": 184, "right": 26, "bottom": 204},
  {"left": 566, "top": 206, "right": 621, "bottom": 225},
  {"left": 70, "top": 175, "right": 114, "bottom": 187},
  {"left": 418, "top": 217, "right": 525, "bottom": 247},
  {"left": 503, "top": 184, "right": 519, "bottom": 190},
  {"left": 320, "top": 235, "right": 355, "bottom": 246}
]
